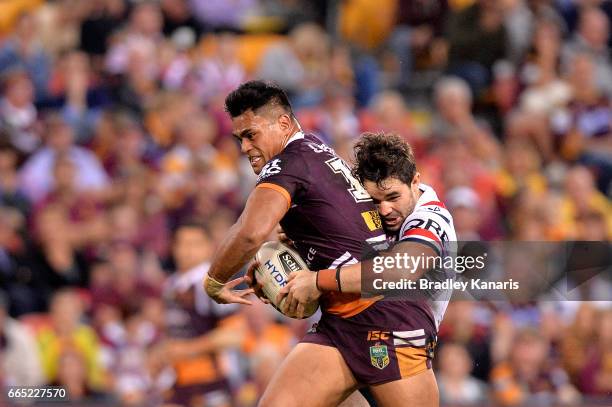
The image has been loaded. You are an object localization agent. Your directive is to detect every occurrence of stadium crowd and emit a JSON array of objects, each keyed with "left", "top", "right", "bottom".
[{"left": 0, "top": 0, "right": 610, "bottom": 405}]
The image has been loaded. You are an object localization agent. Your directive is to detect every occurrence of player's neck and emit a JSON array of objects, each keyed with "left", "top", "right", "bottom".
[{"left": 281, "top": 127, "right": 303, "bottom": 149}]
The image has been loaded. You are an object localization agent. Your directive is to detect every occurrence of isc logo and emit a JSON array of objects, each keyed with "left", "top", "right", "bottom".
[
  {"left": 265, "top": 260, "right": 287, "bottom": 287},
  {"left": 367, "top": 331, "right": 390, "bottom": 341}
]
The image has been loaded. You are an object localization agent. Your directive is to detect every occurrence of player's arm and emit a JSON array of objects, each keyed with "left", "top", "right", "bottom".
[
  {"left": 204, "top": 186, "right": 289, "bottom": 304},
  {"left": 278, "top": 241, "right": 438, "bottom": 317},
  {"left": 320, "top": 242, "right": 438, "bottom": 294}
]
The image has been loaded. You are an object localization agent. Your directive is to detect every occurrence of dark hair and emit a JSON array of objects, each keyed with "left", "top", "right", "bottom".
[
  {"left": 225, "top": 80, "right": 293, "bottom": 118},
  {"left": 353, "top": 132, "right": 417, "bottom": 187},
  {"left": 174, "top": 219, "right": 211, "bottom": 238}
]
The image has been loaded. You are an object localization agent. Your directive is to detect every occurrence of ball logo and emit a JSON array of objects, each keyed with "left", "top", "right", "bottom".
[
  {"left": 265, "top": 259, "right": 287, "bottom": 287},
  {"left": 279, "top": 251, "right": 301, "bottom": 275}
]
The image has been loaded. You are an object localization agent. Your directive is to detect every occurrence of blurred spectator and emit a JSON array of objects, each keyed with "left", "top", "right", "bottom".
[
  {"left": 386, "top": 0, "right": 448, "bottom": 86},
  {"left": 432, "top": 76, "right": 501, "bottom": 168},
  {"left": 161, "top": 0, "right": 203, "bottom": 39},
  {"left": 155, "top": 222, "right": 243, "bottom": 406},
  {"left": 0, "top": 11, "right": 51, "bottom": 100},
  {"left": 189, "top": 32, "right": 246, "bottom": 106},
  {"left": 496, "top": 140, "right": 547, "bottom": 199},
  {"left": 553, "top": 52, "right": 612, "bottom": 193},
  {"left": 105, "top": 2, "right": 164, "bottom": 75},
  {"left": 48, "top": 51, "right": 104, "bottom": 143},
  {"left": 35, "top": 289, "right": 106, "bottom": 390},
  {"left": 562, "top": 6, "right": 612, "bottom": 97},
  {"left": 257, "top": 23, "right": 330, "bottom": 107},
  {"left": 446, "top": 186, "right": 482, "bottom": 240},
  {"left": 190, "top": 0, "right": 257, "bottom": 31},
  {"left": 160, "top": 112, "right": 219, "bottom": 204},
  {"left": 519, "top": 18, "right": 571, "bottom": 116},
  {"left": 109, "top": 311, "right": 159, "bottom": 405},
  {"left": 0, "top": 290, "right": 44, "bottom": 386},
  {"left": 445, "top": 0, "right": 507, "bottom": 96},
  {"left": 359, "top": 90, "right": 424, "bottom": 157},
  {"left": 36, "top": 0, "right": 88, "bottom": 58},
  {"left": 0, "top": 205, "right": 43, "bottom": 316},
  {"left": 90, "top": 243, "right": 160, "bottom": 316},
  {"left": 53, "top": 349, "right": 114, "bottom": 403},
  {"left": 298, "top": 84, "right": 359, "bottom": 146},
  {"left": 491, "top": 328, "right": 580, "bottom": 406},
  {"left": 438, "top": 302, "right": 493, "bottom": 382},
  {"left": 238, "top": 300, "right": 296, "bottom": 400},
  {"left": 338, "top": 0, "right": 396, "bottom": 51},
  {"left": 0, "top": 69, "right": 40, "bottom": 154},
  {"left": 578, "top": 309, "right": 612, "bottom": 395},
  {"left": 437, "top": 342, "right": 488, "bottom": 405},
  {"left": 561, "top": 165, "right": 611, "bottom": 237},
  {"left": 0, "top": 137, "right": 29, "bottom": 216},
  {"left": 561, "top": 302, "right": 600, "bottom": 384},
  {"left": 18, "top": 113, "right": 109, "bottom": 204},
  {"left": 80, "top": 0, "right": 127, "bottom": 58}
]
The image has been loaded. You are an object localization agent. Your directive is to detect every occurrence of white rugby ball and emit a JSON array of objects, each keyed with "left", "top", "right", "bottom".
[{"left": 254, "top": 241, "right": 319, "bottom": 319}]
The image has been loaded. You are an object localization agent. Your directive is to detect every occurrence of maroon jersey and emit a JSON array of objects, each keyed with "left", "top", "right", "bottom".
[{"left": 256, "top": 132, "right": 385, "bottom": 317}]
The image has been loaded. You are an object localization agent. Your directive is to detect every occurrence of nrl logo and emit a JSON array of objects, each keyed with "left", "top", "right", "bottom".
[{"left": 369, "top": 343, "right": 389, "bottom": 370}]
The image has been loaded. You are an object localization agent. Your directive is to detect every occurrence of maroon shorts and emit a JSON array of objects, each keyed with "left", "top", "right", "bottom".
[{"left": 301, "top": 300, "right": 437, "bottom": 386}]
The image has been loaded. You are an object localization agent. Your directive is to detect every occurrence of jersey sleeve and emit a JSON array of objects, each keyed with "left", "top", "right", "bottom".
[
  {"left": 398, "top": 205, "right": 455, "bottom": 256},
  {"left": 255, "top": 151, "right": 309, "bottom": 209}
]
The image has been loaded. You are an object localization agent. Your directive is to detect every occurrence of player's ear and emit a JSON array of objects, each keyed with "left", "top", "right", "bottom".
[
  {"left": 277, "top": 113, "right": 292, "bottom": 132},
  {"left": 412, "top": 172, "right": 420, "bottom": 187}
]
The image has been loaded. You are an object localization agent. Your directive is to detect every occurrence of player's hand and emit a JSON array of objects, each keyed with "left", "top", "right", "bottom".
[
  {"left": 204, "top": 275, "right": 254, "bottom": 305},
  {"left": 276, "top": 270, "right": 321, "bottom": 319},
  {"left": 244, "top": 261, "right": 270, "bottom": 304}
]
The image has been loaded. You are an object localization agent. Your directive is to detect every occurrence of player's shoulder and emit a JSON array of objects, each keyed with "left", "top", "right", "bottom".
[
  {"left": 399, "top": 184, "right": 455, "bottom": 241},
  {"left": 282, "top": 132, "right": 335, "bottom": 156},
  {"left": 256, "top": 133, "right": 308, "bottom": 183}
]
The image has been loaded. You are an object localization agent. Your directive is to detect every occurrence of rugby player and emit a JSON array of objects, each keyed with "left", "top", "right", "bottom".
[
  {"left": 279, "top": 132, "right": 457, "bottom": 407},
  {"left": 203, "top": 80, "right": 387, "bottom": 406}
]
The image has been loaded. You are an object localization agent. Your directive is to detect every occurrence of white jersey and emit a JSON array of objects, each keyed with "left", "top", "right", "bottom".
[{"left": 397, "top": 184, "right": 457, "bottom": 330}]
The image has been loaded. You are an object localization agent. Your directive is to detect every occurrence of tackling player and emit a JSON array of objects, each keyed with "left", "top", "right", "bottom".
[
  {"left": 203, "top": 81, "right": 387, "bottom": 406},
  {"left": 279, "top": 132, "right": 457, "bottom": 406}
]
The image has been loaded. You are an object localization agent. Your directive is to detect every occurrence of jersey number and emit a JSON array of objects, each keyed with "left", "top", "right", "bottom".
[{"left": 326, "top": 157, "right": 371, "bottom": 203}]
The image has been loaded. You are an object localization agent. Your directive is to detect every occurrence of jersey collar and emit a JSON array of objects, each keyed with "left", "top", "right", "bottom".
[{"left": 284, "top": 131, "right": 304, "bottom": 148}]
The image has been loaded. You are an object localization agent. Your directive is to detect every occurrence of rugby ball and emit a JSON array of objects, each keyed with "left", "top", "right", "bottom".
[{"left": 254, "top": 241, "right": 319, "bottom": 319}]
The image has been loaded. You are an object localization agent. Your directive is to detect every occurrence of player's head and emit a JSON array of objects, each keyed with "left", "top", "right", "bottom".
[
  {"left": 353, "top": 132, "right": 420, "bottom": 232},
  {"left": 173, "top": 221, "right": 212, "bottom": 272},
  {"left": 225, "top": 81, "right": 299, "bottom": 174}
]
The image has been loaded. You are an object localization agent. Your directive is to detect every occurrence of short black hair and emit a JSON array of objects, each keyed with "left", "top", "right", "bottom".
[
  {"left": 174, "top": 219, "right": 209, "bottom": 236},
  {"left": 225, "top": 80, "right": 293, "bottom": 118},
  {"left": 353, "top": 132, "right": 417, "bottom": 187}
]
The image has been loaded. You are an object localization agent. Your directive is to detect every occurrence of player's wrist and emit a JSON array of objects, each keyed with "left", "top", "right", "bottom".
[
  {"left": 316, "top": 268, "right": 342, "bottom": 292},
  {"left": 204, "top": 274, "right": 226, "bottom": 298}
]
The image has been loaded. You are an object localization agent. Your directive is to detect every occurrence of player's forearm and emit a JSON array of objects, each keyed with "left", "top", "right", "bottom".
[
  {"left": 317, "top": 243, "right": 438, "bottom": 294},
  {"left": 208, "top": 187, "right": 288, "bottom": 284},
  {"left": 208, "top": 222, "right": 267, "bottom": 283},
  {"left": 316, "top": 263, "right": 361, "bottom": 293}
]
